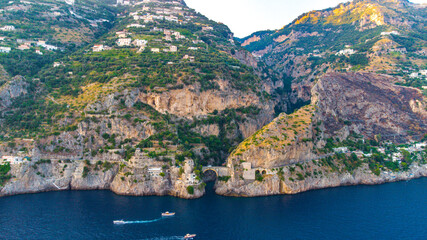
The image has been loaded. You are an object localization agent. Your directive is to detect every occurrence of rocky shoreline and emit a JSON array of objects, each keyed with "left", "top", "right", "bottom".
[
  {"left": 215, "top": 162, "right": 427, "bottom": 197},
  {"left": 1, "top": 159, "right": 425, "bottom": 199},
  {"left": 0, "top": 159, "right": 204, "bottom": 199}
]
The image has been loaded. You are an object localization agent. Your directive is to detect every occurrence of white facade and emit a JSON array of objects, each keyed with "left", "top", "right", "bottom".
[
  {"left": 2, "top": 156, "right": 23, "bottom": 164},
  {"left": 333, "top": 147, "right": 349, "bottom": 153},
  {"left": 0, "top": 46, "right": 11, "bottom": 53},
  {"left": 0, "top": 25, "right": 15, "bottom": 31},
  {"left": 133, "top": 39, "right": 147, "bottom": 47},
  {"left": 148, "top": 167, "right": 162, "bottom": 178},
  {"left": 169, "top": 45, "right": 177, "bottom": 52},
  {"left": 381, "top": 31, "right": 400, "bottom": 36},
  {"left": 336, "top": 49, "right": 356, "bottom": 55},
  {"left": 117, "top": 38, "right": 132, "bottom": 46},
  {"left": 151, "top": 48, "right": 160, "bottom": 53},
  {"left": 93, "top": 44, "right": 105, "bottom": 52}
]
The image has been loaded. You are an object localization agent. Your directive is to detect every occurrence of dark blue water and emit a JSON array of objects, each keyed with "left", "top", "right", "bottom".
[{"left": 0, "top": 179, "right": 426, "bottom": 240}]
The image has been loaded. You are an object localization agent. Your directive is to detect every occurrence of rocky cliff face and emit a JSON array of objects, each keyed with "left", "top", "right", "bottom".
[
  {"left": 0, "top": 66, "right": 28, "bottom": 111},
  {"left": 216, "top": 161, "right": 427, "bottom": 197},
  {"left": 1, "top": 158, "right": 203, "bottom": 199},
  {"left": 216, "top": 72, "right": 427, "bottom": 197},
  {"left": 313, "top": 72, "right": 426, "bottom": 142}
]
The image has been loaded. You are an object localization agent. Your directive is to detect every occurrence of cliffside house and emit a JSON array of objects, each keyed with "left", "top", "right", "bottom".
[
  {"left": 1, "top": 156, "right": 23, "bottom": 164},
  {"left": 186, "top": 173, "right": 197, "bottom": 184},
  {"left": 148, "top": 167, "right": 162, "bottom": 178}
]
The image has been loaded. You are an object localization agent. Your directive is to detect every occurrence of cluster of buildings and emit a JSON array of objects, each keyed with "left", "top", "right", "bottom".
[
  {"left": 332, "top": 141, "right": 426, "bottom": 163},
  {"left": 409, "top": 70, "right": 427, "bottom": 79}
]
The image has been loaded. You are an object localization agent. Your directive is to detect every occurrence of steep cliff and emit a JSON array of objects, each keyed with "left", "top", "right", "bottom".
[{"left": 217, "top": 72, "right": 427, "bottom": 197}]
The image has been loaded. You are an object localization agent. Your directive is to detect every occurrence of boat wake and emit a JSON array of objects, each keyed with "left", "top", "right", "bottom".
[{"left": 114, "top": 218, "right": 163, "bottom": 224}]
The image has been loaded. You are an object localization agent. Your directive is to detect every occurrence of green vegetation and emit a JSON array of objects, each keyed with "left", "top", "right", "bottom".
[
  {"left": 0, "top": 163, "right": 12, "bottom": 186},
  {"left": 186, "top": 185, "right": 194, "bottom": 195}
]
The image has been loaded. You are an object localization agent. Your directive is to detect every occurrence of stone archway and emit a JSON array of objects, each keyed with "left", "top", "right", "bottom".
[{"left": 202, "top": 169, "right": 218, "bottom": 182}]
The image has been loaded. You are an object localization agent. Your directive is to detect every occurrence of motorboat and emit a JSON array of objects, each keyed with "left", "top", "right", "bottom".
[
  {"left": 161, "top": 211, "right": 175, "bottom": 217},
  {"left": 113, "top": 220, "right": 125, "bottom": 224},
  {"left": 184, "top": 233, "right": 196, "bottom": 239}
]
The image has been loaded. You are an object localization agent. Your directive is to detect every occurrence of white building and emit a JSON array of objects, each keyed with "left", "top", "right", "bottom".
[
  {"left": 186, "top": 173, "right": 197, "bottom": 184},
  {"left": 392, "top": 153, "right": 402, "bottom": 162},
  {"left": 169, "top": 45, "right": 177, "bottom": 52},
  {"left": 0, "top": 25, "right": 15, "bottom": 31},
  {"left": 202, "top": 26, "right": 213, "bottom": 31},
  {"left": 148, "top": 167, "right": 162, "bottom": 178},
  {"left": 381, "top": 31, "right": 400, "bottom": 36},
  {"left": 0, "top": 46, "right": 11, "bottom": 53},
  {"left": 336, "top": 49, "right": 356, "bottom": 55},
  {"left": 188, "top": 47, "right": 199, "bottom": 50},
  {"left": 127, "top": 24, "right": 145, "bottom": 28},
  {"left": 93, "top": 44, "right": 106, "bottom": 52},
  {"left": 53, "top": 62, "right": 63, "bottom": 67},
  {"left": 410, "top": 73, "right": 419, "bottom": 78},
  {"left": 151, "top": 48, "right": 160, "bottom": 53},
  {"left": 133, "top": 39, "right": 147, "bottom": 47},
  {"left": 2, "top": 156, "right": 23, "bottom": 164},
  {"left": 333, "top": 147, "right": 349, "bottom": 153},
  {"left": 35, "top": 49, "right": 43, "bottom": 55},
  {"left": 116, "top": 38, "right": 132, "bottom": 46},
  {"left": 116, "top": 31, "right": 128, "bottom": 38}
]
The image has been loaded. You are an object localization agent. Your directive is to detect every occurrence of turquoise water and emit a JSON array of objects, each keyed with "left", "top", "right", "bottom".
[{"left": 0, "top": 178, "right": 426, "bottom": 239}]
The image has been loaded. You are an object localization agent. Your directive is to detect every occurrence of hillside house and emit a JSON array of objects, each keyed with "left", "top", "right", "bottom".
[
  {"left": 93, "top": 44, "right": 106, "bottom": 52},
  {"left": 381, "top": 31, "right": 400, "bottom": 36},
  {"left": 117, "top": 38, "right": 132, "bottom": 46},
  {"left": 0, "top": 46, "right": 11, "bottom": 53},
  {"left": 127, "top": 24, "right": 145, "bottom": 28},
  {"left": 202, "top": 26, "right": 213, "bottom": 31},
  {"left": 333, "top": 147, "right": 349, "bottom": 153},
  {"left": 116, "top": 31, "right": 128, "bottom": 38},
  {"left": 0, "top": 25, "right": 15, "bottom": 31},
  {"left": 18, "top": 44, "right": 30, "bottom": 50},
  {"left": 169, "top": 45, "right": 177, "bottom": 52},
  {"left": 133, "top": 39, "right": 147, "bottom": 47},
  {"left": 336, "top": 49, "right": 356, "bottom": 55},
  {"left": 151, "top": 48, "right": 160, "bottom": 53}
]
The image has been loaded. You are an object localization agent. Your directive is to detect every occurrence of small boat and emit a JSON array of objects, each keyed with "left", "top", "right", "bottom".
[
  {"left": 184, "top": 233, "right": 196, "bottom": 239},
  {"left": 113, "top": 220, "right": 125, "bottom": 224},
  {"left": 161, "top": 211, "right": 175, "bottom": 217}
]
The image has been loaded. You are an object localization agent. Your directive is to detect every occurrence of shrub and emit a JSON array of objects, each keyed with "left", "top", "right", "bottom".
[
  {"left": 187, "top": 186, "right": 194, "bottom": 195},
  {"left": 82, "top": 167, "right": 89, "bottom": 178}
]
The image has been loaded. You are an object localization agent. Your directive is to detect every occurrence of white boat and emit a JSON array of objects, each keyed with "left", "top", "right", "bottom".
[
  {"left": 184, "top": 233, "right": 196, "bottom": 239},
  {"left": 161, "top": 211, "right": 175, "bottom": 217},
  {"left": 113, "top": 220, "right": 125, "bottom": 224}
]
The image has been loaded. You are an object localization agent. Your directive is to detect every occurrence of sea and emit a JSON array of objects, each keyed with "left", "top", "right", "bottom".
[{"left": 0, "top": 178, "right": 426, "bottom": 240}]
